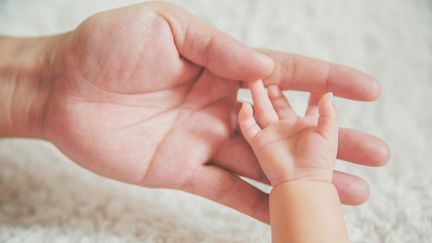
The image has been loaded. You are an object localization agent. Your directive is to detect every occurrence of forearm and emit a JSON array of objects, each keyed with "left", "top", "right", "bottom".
[
  {"left": 270, "top": 181, "right": 350, "bottom": 243},
  {"left": 0, "top": 36, "right": 58, "bottom": 138}
]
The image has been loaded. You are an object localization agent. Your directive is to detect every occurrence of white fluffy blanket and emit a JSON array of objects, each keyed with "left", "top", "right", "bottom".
[{"left": 1, "top": 0, "right": 431, "bottom": 242}]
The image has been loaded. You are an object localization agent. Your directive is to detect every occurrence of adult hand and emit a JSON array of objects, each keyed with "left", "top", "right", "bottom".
[{"left": 35, "top": 2, "right": 389, "bottom": 223}]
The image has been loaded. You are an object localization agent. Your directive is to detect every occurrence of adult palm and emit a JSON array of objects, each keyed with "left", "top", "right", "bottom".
[{"left": 42, "top": 2, "right": 389, "bottom": 223}]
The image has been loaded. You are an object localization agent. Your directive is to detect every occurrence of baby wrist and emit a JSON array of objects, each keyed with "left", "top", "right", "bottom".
[
  {"left": 269, "top": 171, "right": 333, "bottom": 187},
  {"left": 271, "top": 180, "right": 336, "bottom": 195},
  {"left": 269, "top": 181, "right": 349, "bottom": 243}
]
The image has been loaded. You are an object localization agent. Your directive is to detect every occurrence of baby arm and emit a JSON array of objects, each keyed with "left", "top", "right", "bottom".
[{"left": 238, "top": 80, "right": 350, "bottom": 243}]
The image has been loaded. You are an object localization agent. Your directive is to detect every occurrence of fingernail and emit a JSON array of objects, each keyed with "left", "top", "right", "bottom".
[
  {"left": 256, "top": 53, "right": 274, "bottom": 67},
  {"left": 328, "top": 92, "right": 334, "bottom": 102}
]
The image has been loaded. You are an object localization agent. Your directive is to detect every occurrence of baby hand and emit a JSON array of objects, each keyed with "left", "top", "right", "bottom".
[{"left": 239, "top": 80, "right": 338, "bottom": 186}]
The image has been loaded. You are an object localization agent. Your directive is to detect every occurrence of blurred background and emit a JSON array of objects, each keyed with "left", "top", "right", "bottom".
[{"left": 0, "top": 0, "right": 431, "bottom": 242}]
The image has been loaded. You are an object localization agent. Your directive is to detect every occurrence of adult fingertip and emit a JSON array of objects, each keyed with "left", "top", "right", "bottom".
[
  {"left": 333, "top": 172, "right": 371, "bottom": 205},
  {"left": 364, "top": 76, "right": 382, "bottom": 101},
  {"left": 349, "top": 180, "right": 370, "bottom": 205},
  {"left": 328, "top": 65, "right": 382, "bottom": 101},
  {"left": 254, "top": 51, "right": 275, "bottom": 76},
  {"left": 352, "top": 70, "right": 382, "bottom": 101},
  {"left": 241, "top": 50, "right": 274, "bottom": 82},
  {"left": 374, "top": 140, "right": 391, "bottom": 166},
  {"left": 361, "top": 135, "right": 391, "bottom": 167},
  {"left": 357, "top": 179, "right": 370, "bottom": 205},
  {"left": 340, "top": 179, "right": 371, "bottom": 206}
]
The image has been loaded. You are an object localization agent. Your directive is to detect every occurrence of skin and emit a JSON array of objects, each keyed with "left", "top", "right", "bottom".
[
  {"left": 239, "top": 81, "right": 349, "bottom": 242},
  {"left": 0, "top": 2, "right": 389, "bottom": 223},
  {"left": 239, "top": 81, "right": 339, "bottom": 186}
]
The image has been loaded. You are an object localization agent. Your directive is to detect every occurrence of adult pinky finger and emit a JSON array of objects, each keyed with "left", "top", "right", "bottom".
[
  {"left": 181, "top": 166, "right": 270, "bottom": 223},
  {"left": 332, "top": 170, "right": 370, "bottom": 205}
]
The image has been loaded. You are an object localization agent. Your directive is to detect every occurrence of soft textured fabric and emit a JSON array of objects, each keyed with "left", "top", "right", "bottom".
[{"left": 1, "top": 0, "right": 431, "bottom": 242}]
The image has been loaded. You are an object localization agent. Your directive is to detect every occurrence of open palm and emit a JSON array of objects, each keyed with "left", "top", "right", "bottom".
[
  {"left": 44, "top": 3, "right": 274, "bottom": 221},
  {"left": 239, "top": 81, "right": 339, "bottom": 186},
  {"left": 39, "top": 2, "right": 389, "bottom": 223}
]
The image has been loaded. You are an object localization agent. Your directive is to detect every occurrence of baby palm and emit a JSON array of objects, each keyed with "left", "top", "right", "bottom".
[{"left": 239, "top": 81, "right": 338, "bottom": 186}]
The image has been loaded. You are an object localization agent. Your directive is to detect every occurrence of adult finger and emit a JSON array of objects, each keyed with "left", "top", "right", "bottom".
[
  {"left": 213, "top": 136, "right": 269, "bottom": 184},
  {"left": 332, "top": 170, "right": 370, "bottom": 205},
  {"left": 153, "top": 2, "right": 274, "bottom": 81},
  {"left": 181, "top": 165, "right": 270, "bottom": 223},
  {"left": 259, "top": 49, "right": 381, "bottom": 101},
  {"left": 338, "top": 128, "right": 390, "bottom": 166}
]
